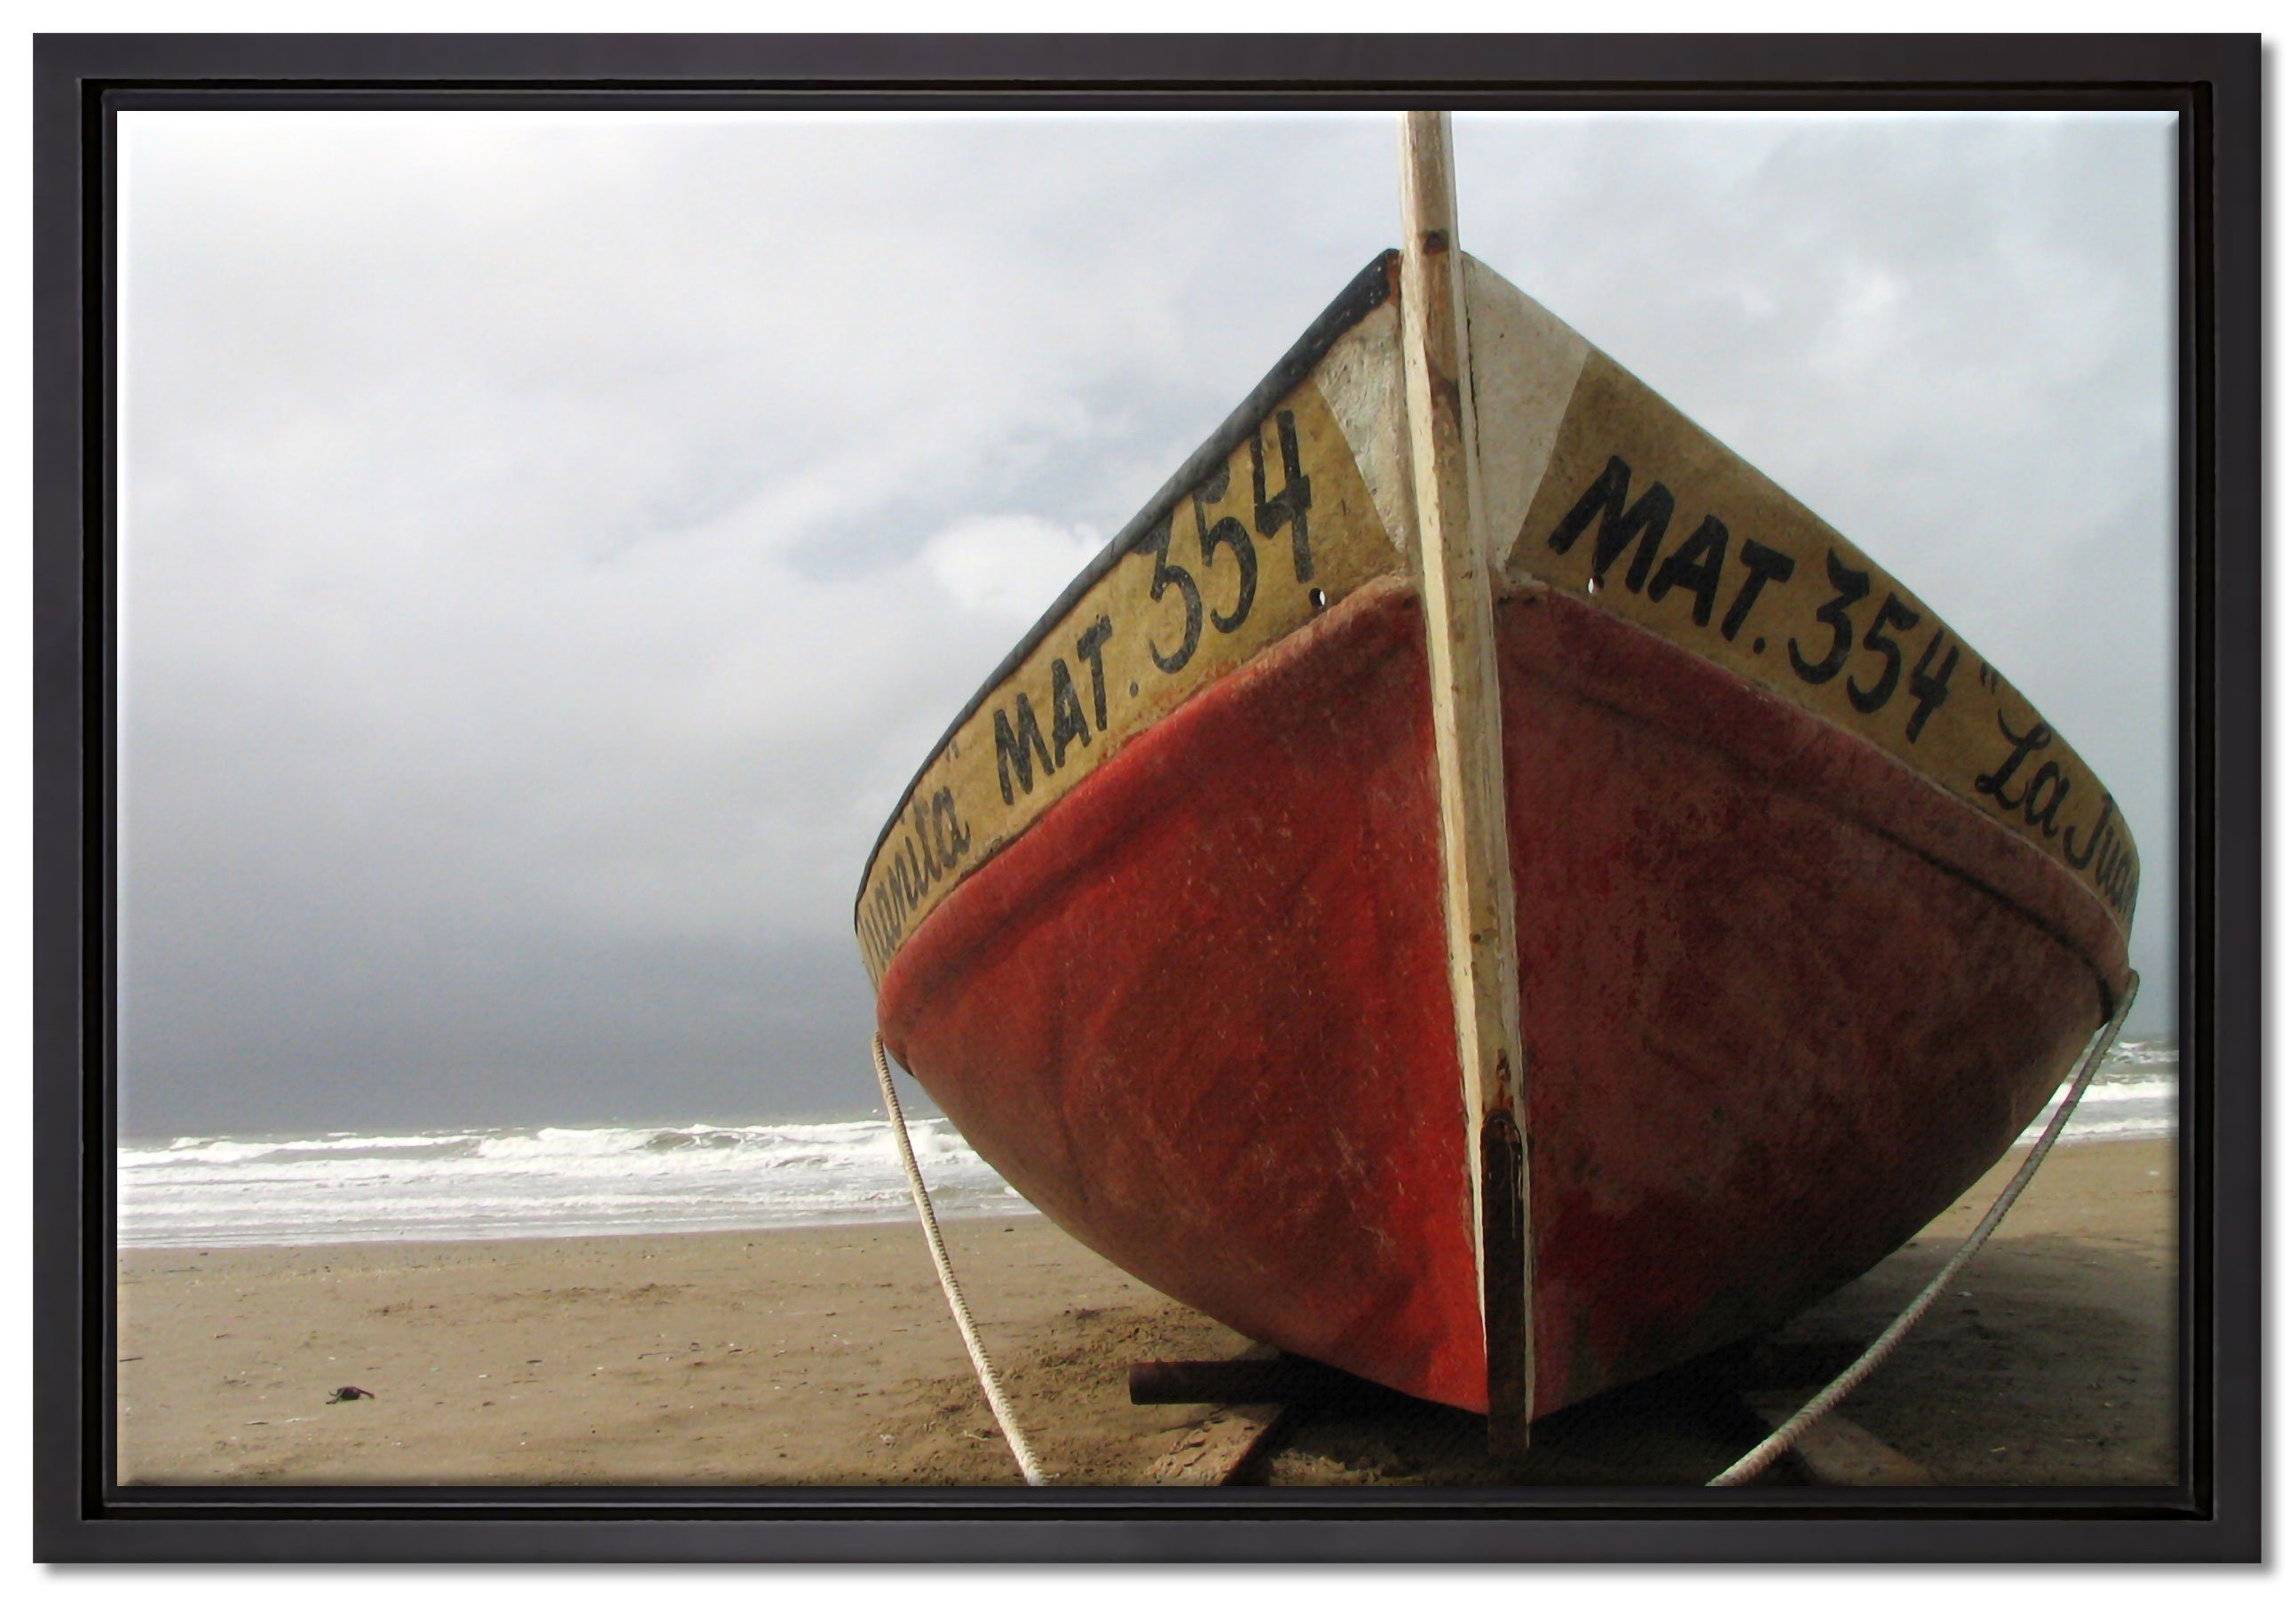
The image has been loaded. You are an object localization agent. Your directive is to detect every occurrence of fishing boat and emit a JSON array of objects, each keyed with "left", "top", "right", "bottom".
[{"left": 855, "top": 115, "right": 2138, "bottom": 1449}]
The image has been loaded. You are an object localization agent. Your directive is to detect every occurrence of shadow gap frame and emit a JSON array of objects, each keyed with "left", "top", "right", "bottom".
[{"left": 32, "top": 30, "right": 2261, "bottom": 1564}]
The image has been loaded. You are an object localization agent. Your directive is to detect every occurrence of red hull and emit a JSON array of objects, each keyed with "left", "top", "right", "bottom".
[{"left": 878, "top": 576, "right": 2127, "bottom": 1415}]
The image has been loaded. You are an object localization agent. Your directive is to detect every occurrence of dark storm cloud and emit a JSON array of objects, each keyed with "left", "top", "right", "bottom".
[{"left": 117, "top": 110, "right": 2177, "bottom": 1135}]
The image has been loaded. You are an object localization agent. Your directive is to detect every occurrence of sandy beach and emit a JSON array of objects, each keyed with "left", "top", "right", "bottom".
[{"left": 115, "top": 1136, "right": 2178, "bottom": 1489}]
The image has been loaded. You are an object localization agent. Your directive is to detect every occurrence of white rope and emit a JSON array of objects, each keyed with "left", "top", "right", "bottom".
[
  {"left": 1708, "top": 973, "right": 2141, "bottom": 1487},
  {"left": 871, "top": 1032, "right": 1048, "bottom": 1485}
]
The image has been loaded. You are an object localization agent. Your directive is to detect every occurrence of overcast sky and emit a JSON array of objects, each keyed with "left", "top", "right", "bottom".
[{"left": 118, "top": 109, "right": 2179, "bottom": 1136}]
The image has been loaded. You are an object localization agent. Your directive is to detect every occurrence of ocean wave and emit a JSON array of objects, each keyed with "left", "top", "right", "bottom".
[
  {"left": 120, "top": 1041, "right": 2177, "bottom": 1248},
  {"left": 118, "top": 1110, "right": 1029, "bottom": 1249},
  {"left": 117, "top": 1132, "right": 484, "bottom": 1169},
  {"left": 2016, "top": 1056, "right": 2177, "bottom": 1145}
]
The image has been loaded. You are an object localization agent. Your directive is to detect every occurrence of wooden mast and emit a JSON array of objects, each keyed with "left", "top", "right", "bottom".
[{"left": 1395, "top": 110, "right": 1535, "bottom": 1455}]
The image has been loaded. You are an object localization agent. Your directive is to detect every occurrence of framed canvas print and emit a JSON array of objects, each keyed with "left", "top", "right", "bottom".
[{"left": 31, "top": 33, "right": 2260, "bottom": 1562}]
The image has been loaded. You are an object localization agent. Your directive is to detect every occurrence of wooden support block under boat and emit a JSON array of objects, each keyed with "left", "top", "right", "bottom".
[
  {"left": 1144, "top": 1405, "right": 1290, "bottom": 1487},
  {"left": 1746, "top": 1401, "right": 1938, "bottom": 1488},
  {"left": 1129, "top": 1356, "right": 1396, "bottom": 1411}
]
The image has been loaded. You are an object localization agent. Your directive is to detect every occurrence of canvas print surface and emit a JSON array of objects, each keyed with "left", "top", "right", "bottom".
[{"left": 114, "top": 107, "right": 2180, "bottom": 1489}]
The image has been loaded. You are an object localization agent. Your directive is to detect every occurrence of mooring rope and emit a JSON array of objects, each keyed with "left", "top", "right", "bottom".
[
  {"left": 1708, "top": 973, "right": 2140, "bottom": 1487},
  {"left": 871, "top": 1032, "right": 1048, "bottom": 1486}
]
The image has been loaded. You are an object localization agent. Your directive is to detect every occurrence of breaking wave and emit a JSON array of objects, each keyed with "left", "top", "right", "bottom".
[
  {"left": 118, "top": 1114, "right": 1031, "bottom": 1249},
  {"left": 118, "top": 1040, "right": 2174, "bottom": 1250}
]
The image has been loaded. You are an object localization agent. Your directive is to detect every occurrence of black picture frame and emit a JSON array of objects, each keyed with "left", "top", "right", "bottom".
[{"left": 32, "top": 32, "right": 2261, "bottom": 1563}]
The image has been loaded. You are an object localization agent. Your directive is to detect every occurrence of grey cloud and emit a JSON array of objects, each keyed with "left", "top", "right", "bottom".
[{"left": 118, "top": 109, "right": 2178, "bottom": 1135}]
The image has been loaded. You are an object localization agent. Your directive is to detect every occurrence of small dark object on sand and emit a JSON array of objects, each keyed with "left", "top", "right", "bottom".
[{"left": 325, "top": 1386, "right": 375, "bottom": 1404}]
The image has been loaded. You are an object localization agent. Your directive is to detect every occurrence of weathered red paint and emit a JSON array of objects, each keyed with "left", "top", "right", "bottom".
[
  {"left": 877, "top": 574, "right": 2129, "bottom": 1416},
  {"left": 880, "top": 579, "right": 1484, "bottom": 1407}
]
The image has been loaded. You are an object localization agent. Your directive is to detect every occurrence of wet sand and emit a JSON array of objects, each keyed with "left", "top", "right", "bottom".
[{"left": 115, "top": 1136, "right": 2178, "bottom": 1488}]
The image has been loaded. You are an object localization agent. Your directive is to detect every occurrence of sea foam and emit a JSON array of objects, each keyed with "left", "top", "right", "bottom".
[
  {"left": 118, "top": 1113, "right": 1030, "bottom": 1250},
  {"left": 119, "top": 1039, "right": 2176, "bottom": 1250}
]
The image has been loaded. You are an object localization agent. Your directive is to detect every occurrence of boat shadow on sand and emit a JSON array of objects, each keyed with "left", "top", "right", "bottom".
[
  {"left": 1256, "top": 1230, "right": 2175, "bottom": 1489},
  {"left": 889, "top": 1224, "right": 2175, "bottom": 1490}
]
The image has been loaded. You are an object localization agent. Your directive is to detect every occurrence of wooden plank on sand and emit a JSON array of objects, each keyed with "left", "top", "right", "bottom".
[
  {"left": 1750, "top": 1404, "right": 1937, "bottom": 1487},
  {"left": 1146, "top": 1404, "right": 1287, "bottom": 1486}
]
